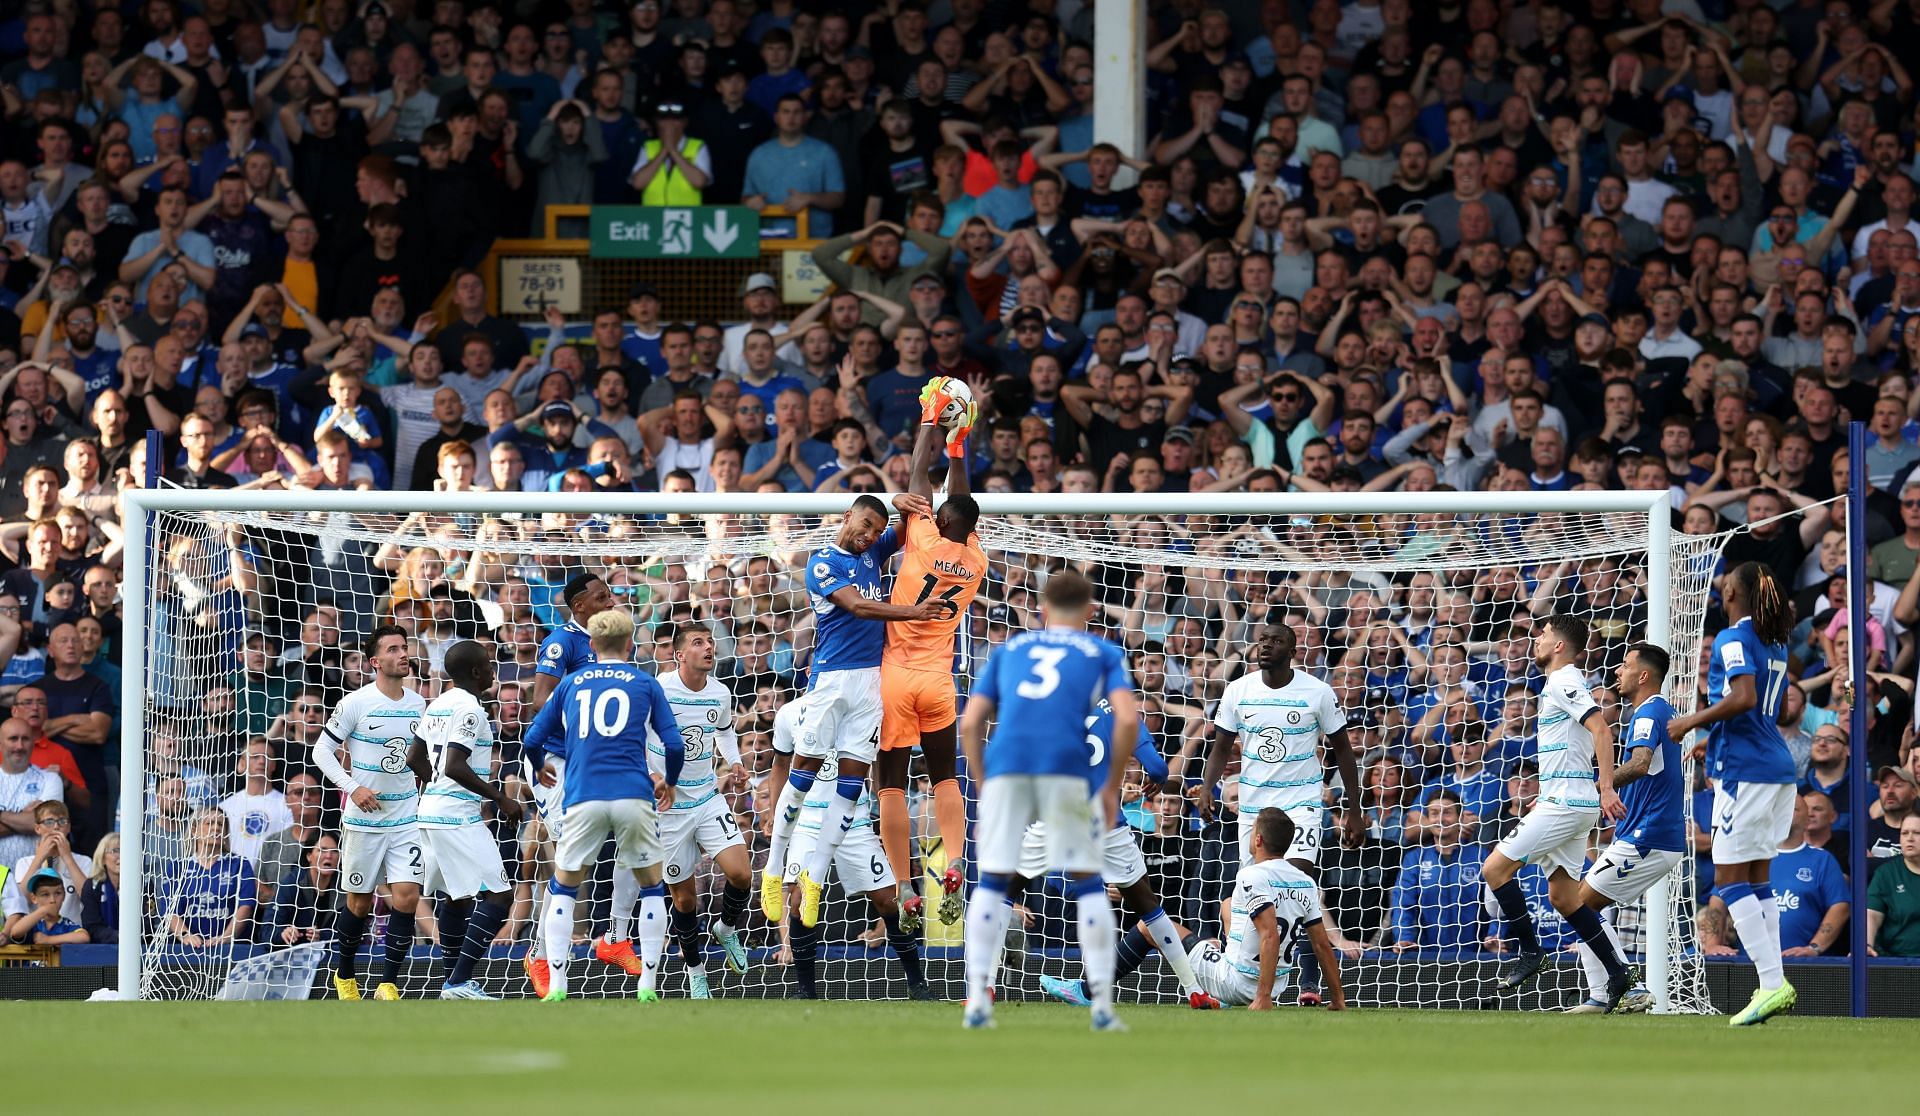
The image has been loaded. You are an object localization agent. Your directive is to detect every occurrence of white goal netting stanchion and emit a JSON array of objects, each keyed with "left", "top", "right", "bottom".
[{"left": 118, "top": 490, "right": 1719, "bottom": 1011}]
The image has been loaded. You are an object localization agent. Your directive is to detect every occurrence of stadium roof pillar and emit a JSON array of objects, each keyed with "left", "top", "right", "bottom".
[{"left": 1093, "top": 0, "right": 1146, "bottom": 159}]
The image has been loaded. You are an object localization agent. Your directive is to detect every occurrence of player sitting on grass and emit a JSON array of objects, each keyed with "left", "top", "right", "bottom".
[
  {"left": 761, "top": 496, "right": 955, "bottom": 927},
  {"left": 1194, "top": 620, "right": 1362, "bottom": 1005},
  {"left": 1187, "top": 807, "right": 1347, "bottom": 1010},
  {"left": 525, "top": 609, "right": 682, "bottom": 1002},
  {"left": 1565, "top": 642, "right": 1683, "bottom": 1014},
  {"left": 1667, "top": 562, "right": 1798, "bottom": 1026},
  {"left": 654, "top": 623, "right": 754, "bottom": 999},
  {"left": 878, "top": 383, "right": 982, "bottom": 932},
  {"left": 1021, "top": 696, "right": 1219, "bottom": 1009},
  {"left": 770, "top": 700, "right": 934, "bottom": 1001},
  {"left": 1479, "top": 614, "right": 1631, "bottom": 1009},
  {"left": 312, "top": 625, "right": 427, "bottom": 1001},
  {"left": 408, "top": 639, "right": 522, "bottom": 1000},
  {"left": 960, "top": 569, "right": 1135, "bottom": 1032}
]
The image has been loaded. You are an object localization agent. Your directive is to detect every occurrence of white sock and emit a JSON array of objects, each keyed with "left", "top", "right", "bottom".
[
  {"left": 964, "top": 885, "right": 1011, "bottom": 1008},
  {"left": 607, "top": 871, "right": 638, "bottom": 943},
  {"left": 1142, "top": 909, "right": 1200, "bottom": 996},
  {"left": 804, "top": 790, "right": 857, "bottom": 882},
  {"left": 767, "top": 780, "right": 808, "bottom": 877},
  {"left": 1076, "top": 885, "right": 1119, "bottom": 1014},
  {"left": 1576, "top": 911, "right": 1625, "bottom": 998},
  {"left": 636, "top": 892, "right": 667, "bottom": 992},
  {"left": 1758, "top": 889, "right": 1783, "bottom": 965},
  {"left": 542, "top": 890, "right": 576, "bottom": 996},
  {"left": 989, "top": 896, "right": 1014, "bottom": 985},
  {"left": 1728, "top": 892, "right": 1784, "bottom": 990},
  {"left": 528, "top": 886, "right": 550, "bottom": 960}
]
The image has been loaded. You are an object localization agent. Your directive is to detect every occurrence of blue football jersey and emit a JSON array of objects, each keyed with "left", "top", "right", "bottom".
[
  {"left": 1704, "top": 618, "right": 1795, "bottom": 785},
  {"left": 535, "top": 621, "right": 596, "bottom": 681},
  {"left": 1086, "top": 696, "right": 1164, "bottom": 829},
  {"left": 975, "top": 628, "right": 1132, "bottom": 782},
  {"left": 524, "top": 662, "right": 683, "bottom": 810},
  {"left": 803, "top": 527, "right": 901, "bottom": 679},
  {"left": 1617, "top": 695, "right": 1685, "bottom": 853}
]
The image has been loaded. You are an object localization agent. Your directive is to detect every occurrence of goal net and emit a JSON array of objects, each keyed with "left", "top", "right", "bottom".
[{"left": 119, "top": 490, "right": 1719, "bottom": 1012}]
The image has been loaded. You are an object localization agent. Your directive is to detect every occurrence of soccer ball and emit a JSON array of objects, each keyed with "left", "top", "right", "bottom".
[{"left": 936, "top": 377, "right": 974, "bottom": 430}]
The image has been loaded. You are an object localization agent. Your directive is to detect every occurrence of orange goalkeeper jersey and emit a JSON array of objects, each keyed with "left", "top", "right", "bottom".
[{"left": 884, "top": 514, "right": 986, "bottom": 673}]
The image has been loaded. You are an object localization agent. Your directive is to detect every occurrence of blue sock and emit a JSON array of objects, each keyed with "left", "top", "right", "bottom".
[
  {"left": 332, "top": 906, "right": 367, "bottom": 981},
  {"left": 449, "top": 897, "right": 508, "bottom": 986},
  {"left": 671, "top": 905, "right": 705, "bottom": 967},
  {"left": 436, "top": 896, "right": 472, "bottom": 979},
  {"left": 382, "top": 909, "right": 416, "bottom": 986},
  {"left": 1295, "top": 934, "right": 1322, "bottom": 993},
  {"left": 1490, "top": 880, "right": 1539, "bottom": 953},
  {"left": 788, "top": 912, "right": 820, "bottom": 998},
  {"left": 1111, "top": 925, "right": 1154, "bottom": 987},
  {"left": 1564, "top": 904, "right": 1626, "bottom": 978},
  {"left": 880, "top": 909, "right": 926, "bottom": 987},
  {"left": 720, "top": 884, "right": 750, "bottom": 932}
]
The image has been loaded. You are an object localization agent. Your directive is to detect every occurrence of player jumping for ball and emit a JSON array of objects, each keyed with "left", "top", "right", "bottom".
[{"left": 878, "top": 381, "right": 982, "bottom": 931}]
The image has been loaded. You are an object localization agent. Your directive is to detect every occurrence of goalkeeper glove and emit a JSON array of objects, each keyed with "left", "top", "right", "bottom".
[
  {"left": 945, "top": 402, "right": 976, "bottom": 459},
  {"left": 918, "top": 377, "right": 953, "bottom": 426}
]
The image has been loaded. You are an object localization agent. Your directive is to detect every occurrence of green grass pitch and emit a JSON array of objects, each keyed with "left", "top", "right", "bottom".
[{"left": 6, "top": 1002, "right": 1906, "bottom": 1113}]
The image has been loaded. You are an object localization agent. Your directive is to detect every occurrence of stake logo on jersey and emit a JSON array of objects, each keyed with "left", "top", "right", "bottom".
[
  {"left": 1618, "top": 695, "right": 1685, "bottom": 853},
  {"left": 973, "top": 628, "right": 1132, "bottom": 782},
  {"left": 1704, "top": 617, "right": 1795, "bottom": 785},
  {"left": 321, "top": 684, "right": 427, "bottom": 829},
  {"left": 1212, "top": 670, "right": 1345, "bottom": 812},
  {"left": 1535, "top": 664, "right": 1601, "bottom": 809},
  {"left": 654, "top": 671, "right": 738, "bottom": 812},
  {"left": 804, "top": 527, "right": 901, "bottom": 677},
  {"left": 416, "top": 688, "right": 496, "bottom": 829}
]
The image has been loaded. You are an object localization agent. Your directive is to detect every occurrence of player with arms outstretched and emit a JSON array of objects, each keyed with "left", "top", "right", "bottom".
[
  {"left": 959, "top": 570, "right": 1136, "bottom": 1032},
  {"left": 762, "top": 494, "right": 955, "bottom": 927},
  {"left": 1189, "top": 807, "right": 1347, "bottom": 1010},
  {"left": 1668, "top": 562, "right": 1799, "bottom": 1025},
  {"left": 523, "top": 573, "right": 624, "bottom": 997},
  {"left": 408, "top": 639, "right": 522, "bottom": 1000},
  {"left": 879, "top": 387, "right": 983, "bottom": 931},
  {"left": 312, "top": 625, "right": 427, "bottom": 1000},
  {"left": 654, "top": 623, "right": 755, "bottom": 998},
  {"left": 772, "top": 697, "right": 935, "bottom": 1000},
  {"left": 1564, "top": 642, "right": 1683, "bottom": 1014},
  {"left": 1195, "top": 621, "right": 1362, "bottom": 1005},
  {"left": 524, "top": 609, "right": 683, "bottom": 1001},
  {"left": 1029, "top": 697, "right": 1219, "bottom": 1009},
  {"left": 1479, "top": 614, "right": 1631, "bottom": 1006}
]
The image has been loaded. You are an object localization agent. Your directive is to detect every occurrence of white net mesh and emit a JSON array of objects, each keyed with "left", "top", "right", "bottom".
[{"left": 126, "top": 494, "right": 1722, "bottom": 1011}]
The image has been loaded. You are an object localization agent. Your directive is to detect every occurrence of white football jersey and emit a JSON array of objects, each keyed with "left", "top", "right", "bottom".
[
  {"left": 1213, "top": 669, "right": 1346, "bottom": 812},
  {"left": 776, "top": 700, "right": 874, "bottom": 832},
  {"left": 654, "top": 669, "right": 739, "bottom": 813},
  {"left": 321, "top": 683, "right": 427, "bottom": 830},
  {"left": 416, "top": 687, "right": 496, "bottom": 830},
  {"left": 1225, "top": 857, "right": 1322, "bottom": 980},
  {"left": 1536, "top": 664, "right": 1601, "bottom": 808}
]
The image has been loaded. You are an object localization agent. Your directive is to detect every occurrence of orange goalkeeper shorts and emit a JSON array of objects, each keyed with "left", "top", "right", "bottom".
[{"left": 880, "top": 664, "right": 957, "bottom": 750}]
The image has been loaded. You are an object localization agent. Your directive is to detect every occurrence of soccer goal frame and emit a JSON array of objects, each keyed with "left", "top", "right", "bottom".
[{"left": 116, "top": 487, "right": 1683, "bottom": 1007}]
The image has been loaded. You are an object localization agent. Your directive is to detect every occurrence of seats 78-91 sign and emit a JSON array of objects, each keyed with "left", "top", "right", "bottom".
[{"left": 588, "top": 206, "right": 761, "bottom": 259}]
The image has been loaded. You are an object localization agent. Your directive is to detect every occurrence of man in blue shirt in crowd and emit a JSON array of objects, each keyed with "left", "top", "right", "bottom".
[
  {"left": 1389, "top": 788, "right": 1487, "bottom": 951},
  {"left": 742, "top": 95, "right": 846, "bottom": 236}
]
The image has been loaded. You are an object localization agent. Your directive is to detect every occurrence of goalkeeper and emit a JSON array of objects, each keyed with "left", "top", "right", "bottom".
[{"left": 876, "top": 379, "right": 984, "bottom": 931}]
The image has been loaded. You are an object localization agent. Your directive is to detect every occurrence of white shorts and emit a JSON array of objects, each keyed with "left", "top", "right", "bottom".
[
  {"left": 421, "top": 824, "right": 510, "bottom": 899},
  {"left": 793, "top": 668, "right": 884, "bottom": 767},
  {"left": 1187, "top": 938, "right": 1272, "bottom": 1007},
  {"left": 1586, "top": 839, "right": 1685, "bottom": 905},
  {"left": 527, "top": 756, "right": 565, "bottom": 842},
  {"left": 340, "top": 824, "right": 425, "bottom": 894},
  {"left": 1709, "top": 781, "right": 1797, "bottom": 866},
  {"left": 661, "top": 795, "right": 747, "bottom": 884},
  {"left": 554, "top": 798, "right": 663, "bottom": 874},
  {"left": 1019, "top": 822, "right": 1148, "bottom": 887},
  {"left": 977, "top": 775, "right": 1104, "bottom": 876},
  {"left": 1238, "top": 805, "right": 1323, "bottom": 867},
  {"left": 1495, "top": 801, "right": 1600, "bottom": 880},
  {"left": 783, "top": 821, "right": 893, "bottom": 897}
]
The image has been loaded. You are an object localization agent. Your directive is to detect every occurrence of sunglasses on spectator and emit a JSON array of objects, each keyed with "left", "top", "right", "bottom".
[{"left": 1902, "top": 499, "right": 1920, "bottom": 508}]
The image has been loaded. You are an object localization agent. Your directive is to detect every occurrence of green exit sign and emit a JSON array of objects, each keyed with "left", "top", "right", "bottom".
[{"left": 589, "top": 206, "right": 761, "bottom": 260}]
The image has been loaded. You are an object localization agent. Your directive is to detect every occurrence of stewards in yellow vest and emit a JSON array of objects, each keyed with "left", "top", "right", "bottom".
[{"left": 629, "top": 100, "right": 711, "bottom": 205}]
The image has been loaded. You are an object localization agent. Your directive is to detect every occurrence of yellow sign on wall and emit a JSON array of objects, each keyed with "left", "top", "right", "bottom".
[
  {"left": 500, "top": 257, "right": 582, "bottom": 314},
  {"left": 782, "top": 249, "right": 831, "bottom": 305}
]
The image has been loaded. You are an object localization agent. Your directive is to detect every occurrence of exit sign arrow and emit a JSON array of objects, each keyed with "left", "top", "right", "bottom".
[
  {"left": 702, "top": 210, "right": 740, "bottom": 253},
  {"left": 589, "top": 206, "right": 760, "bottom": 259}
]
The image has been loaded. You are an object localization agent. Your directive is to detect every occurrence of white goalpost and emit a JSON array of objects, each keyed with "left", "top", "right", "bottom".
[{"left": 116, "top": 488, "right": 1718, "bottom": 1011}]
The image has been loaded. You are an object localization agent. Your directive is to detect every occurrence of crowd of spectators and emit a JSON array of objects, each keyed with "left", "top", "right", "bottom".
[{"left": 4, "top": 0, "right": 1920, "bottom": 971}]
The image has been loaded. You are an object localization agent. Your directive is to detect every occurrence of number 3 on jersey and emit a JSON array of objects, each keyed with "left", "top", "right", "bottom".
[{"left": 1016, "top": 646, "right": 1067, "bottom": 699}]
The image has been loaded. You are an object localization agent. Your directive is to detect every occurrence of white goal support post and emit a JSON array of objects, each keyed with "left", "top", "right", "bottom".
[{"left": 117, "top": 488, "right": 1721, "bottom": 1011}]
